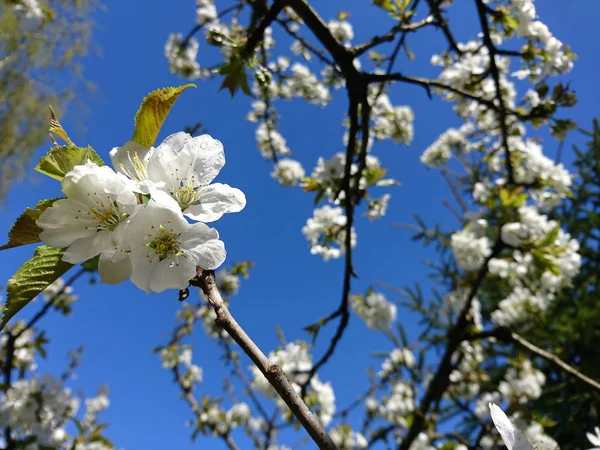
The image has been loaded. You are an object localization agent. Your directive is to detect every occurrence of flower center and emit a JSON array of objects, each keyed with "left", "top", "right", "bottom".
[
  {"left": 171, "top": 183, "right": 203, "bottom": 211},
  {"left": 119, "top": 150, "right": 149, "bottom": 181},
  {"left": 145, "top": 224, "right": 183, "bottom": 262},
  {"left": 91, "top": 204, "right": 124, "bottom": 231}
]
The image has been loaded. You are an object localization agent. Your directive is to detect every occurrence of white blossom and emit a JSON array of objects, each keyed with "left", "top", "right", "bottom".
[
  {"left": 365, "top": 194, "right": 390, "bottom": 221},
  {"left": 302, "top": 205, "right": 356, "bottom": 261},
  {"left": 451, "top": 228, "right": 492, "bottom": 271},
  {"left": 126, "top": 198, "right": 226, "bottom": 293},
  {"left": 351, "top": 291, "right": 396, "bottom": 330},
  {"left": 271, "top": 159, "right": 305, "bottom": 186},
  {"left": 145, "top": 132, "right": 246, "bottom": 222},
  {"left": 36, "top": 162, "right": 137, "bottom": 268},
  {"left": 165, "top": 33, "right": 201, "bottom": 79}
]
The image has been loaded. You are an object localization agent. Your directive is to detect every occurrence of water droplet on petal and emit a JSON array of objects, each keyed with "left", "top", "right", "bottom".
[{"left": 200, "top": 142, "right": 208, "bottom": 149}]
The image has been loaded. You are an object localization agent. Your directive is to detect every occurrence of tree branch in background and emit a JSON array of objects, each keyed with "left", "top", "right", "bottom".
[
  {"left": 241, "top": 0, "right": 288, "bottom": 60},
  {"left": 474, "top": 0, "right": 515, "bottom": 184},
  {"left": 352, "top": 15, "right": 434, "bottom": 57},
  {"left": 191, "top": 269, "right": 339, "bottom": 450},
  {"left": 470, "top": 327, "right": 600, "bottom": 393},
  {"left": 2, "top": 331, "right": 15, "bottom": 449}
]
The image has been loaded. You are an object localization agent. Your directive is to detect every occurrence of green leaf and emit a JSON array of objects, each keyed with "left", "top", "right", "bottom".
[
  {"left": 373, "top": 0, "right": 397, "bottom": 13},
  {"left": 219, "top": 61, "right": 251, "bottom": 97},
  {"left": 132, "top": 84, "right": 196, "bottom": 146},
  {"left": 36, "top": 146, "right": 105, "bottom": 181},
  {"left": 0, "top": 198, "right": 63, "bottom": 251},
  {"left": 1, "top": 246, "right": 73, "bottom": 330},
  {"left": 537, "top": 225, "right": 561, "bottom": 248}
]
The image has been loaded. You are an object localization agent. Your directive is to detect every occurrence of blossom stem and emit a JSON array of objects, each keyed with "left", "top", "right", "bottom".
[{"left": 192, "top": 269, "right": 339, "bottom": 450}]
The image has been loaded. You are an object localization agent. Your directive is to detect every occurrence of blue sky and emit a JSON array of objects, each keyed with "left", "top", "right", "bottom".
[{"left": 1, "top": 1, "right": 599, "bottom": 449}]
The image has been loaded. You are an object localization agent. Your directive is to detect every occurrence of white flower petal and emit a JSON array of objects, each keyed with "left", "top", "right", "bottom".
[
  {"left": 109, "top": 140, "right": 153, "bottom": 181},
  {"left": 62, "top": 230, "right": 114, "bottom": 264},
  {"left": 489, "top": 403, "right": 534, "bottom": 450},
  {"left": 184, "top": 183, "right": 246, "bottom": 222},
  {"left": 185, "top": 237, "right": 226, "bottom": 270},
  {"left": 160, "top": 132, "right": 225, "bottom": 186},
  {"left": 99, "top": 250, "right": 132, "bottom": 285},
  {"left": 37, "top": 199, "right": 97, "bottom": 248}
]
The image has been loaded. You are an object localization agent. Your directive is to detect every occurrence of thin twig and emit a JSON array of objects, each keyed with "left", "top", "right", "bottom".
[
  {"left": 192, "top": 269, "right": 338, "bottom": 450},
  {"left": 352, "top": 15, "right": 434, "bottom": 56},
  {"left": 470, "top": 327, "right": 600, "bottom": 393}
]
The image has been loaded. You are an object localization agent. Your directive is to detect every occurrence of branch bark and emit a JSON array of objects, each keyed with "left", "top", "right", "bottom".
[
  {"left": 470, "top": 327, "right": 600, "bottom": 392},
  {"left": 191, "top": 269, "right": 338, "bottom": 450}
]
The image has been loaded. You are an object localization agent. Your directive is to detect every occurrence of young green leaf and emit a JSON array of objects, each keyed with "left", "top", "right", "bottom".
[
  {"left": 1, "top": 246, "right": 73, "bottom": 330},
  {"left": 36, "top": 146, "right": 105, "bottom": 181},
  {"left": 0, "top": 198, "right": 63, "bottom": 251},
  {"left": 132, "top": 84, "right": 196, "bottom": 146}
]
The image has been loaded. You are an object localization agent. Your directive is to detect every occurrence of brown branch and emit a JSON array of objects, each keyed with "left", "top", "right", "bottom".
[
  {"left": 276, "top": 18, "right": 336, "bottom": 67},
  {"left": 286, "top": 0, "right": 358, "bottom": 77},
  {"left": 182, "top": 3, "right": 243, "bottom": 47},
  {"left": 474, "top": 0, "right": 515, "bottom": 184},
  {"left": 470, "top": 327, "right": 600, "bottom": 393},
  {"left": 192, "top": 269, "right": 338, "bottom": 450},
  {"left": 426, "top": 0, "right": 462, "bottom": 54},
  {"left": 242, "top": 0, "right": 288, "bottom": 60},
  {"left": 352, "top": 15, "right": 434, "bottom": 56},
  {"left": 3, "top": 331, "right": 15, "bottom": 449}
]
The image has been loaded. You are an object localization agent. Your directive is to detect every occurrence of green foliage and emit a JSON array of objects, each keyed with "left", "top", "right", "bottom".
[
  {"left": 132, "top": 84, "right": 196, "bottom": 146},
  {"left": 1, "top": 245, "right": 73, "bottom": 330},
  {"left": 523, "top": 120, "right": 600, "bottom": 445},
  {"left": 0, "top": 198, "right": 62, "bottom": 250},
  {"left": 35, "top": 145, "right": 104, "bottom": 181},
  {"left": 219, "top": 60, "right": 251, "bottom": 97},
  {"left": 0, "top": 0, "right": 96, "bottom": 202}
]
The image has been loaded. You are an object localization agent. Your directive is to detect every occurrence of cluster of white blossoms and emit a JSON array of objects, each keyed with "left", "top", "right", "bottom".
[
  {"left": 250, "top": 342, "right": 336, "bottom": 426},
  {"left": 367, "top": 380, "right": 415, "bottom": 427},
  {"left": 11, "top": 0, "right": 44, "bottom": 20},
  {"left": 0, "top": 322, "right": 36, "bottom": 371},
  {"left": 449, "top": 340, "right": 488, "bottom": 399},
  {"left": 302, "top": 205, "right": 357, "bottom": 261},
  {"left": 270, "top": 158, "right": 305, "bottom": 186},
  {"left": 420, "top": 122, "right": 476, "bottom": 168},
  {"left": 369, "top": 88, "right": 415, "bottom": 145},
  {"left": 350, "top": 290, "right": 397, "bottom": 330},
  {"left": 451, "top": 226, "right": 492, "bottom": 272},
  {"left": 159, "top": 346, "right": 203, "bottom": 390},
  {"left": 327, "top": 19, "right": 354, "bottom": 46},
  {"left": 0, "top": 374, "right": 110, "bottom": 448},
  {"left": 195, "top": 401, "right": 252, "bottom": 435},
  {"left": 378, "top": 347, "right": 416, "bottom": 378},
  {"left": 490, "top": 206, "right": 580, "bottom": 326},
  {"left": 35, "top": 132, "right": 245, "bottom": 294},
  {"left": 255, "top": 122, "right": 291, "bottom": 159},
  {"left": 165, "top": 34, "right": 203, "bottom": 79},
  {"left": 329, "top": 425, "right": 368, "bottom": 450}
]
